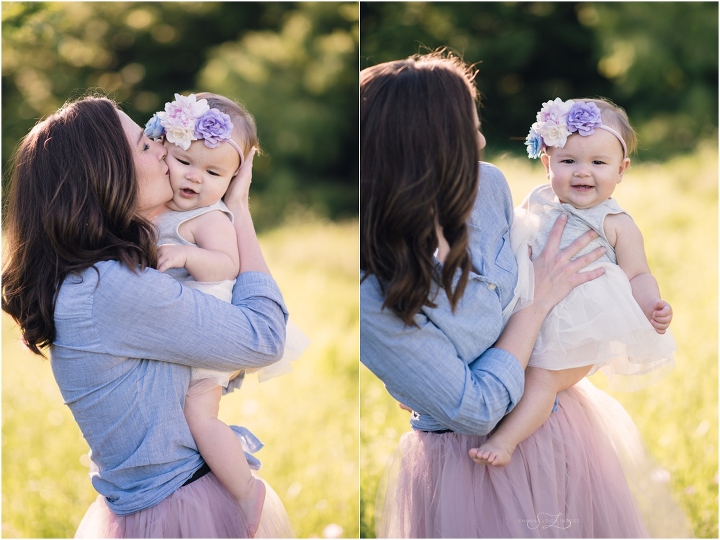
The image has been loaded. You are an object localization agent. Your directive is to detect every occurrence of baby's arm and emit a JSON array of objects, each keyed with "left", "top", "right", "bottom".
[
  {"left": 606, "top": 213, "right": 672, "bottom": 333},
  {"left": 158, "top": 210, "right": 240, "bottom": 282}
]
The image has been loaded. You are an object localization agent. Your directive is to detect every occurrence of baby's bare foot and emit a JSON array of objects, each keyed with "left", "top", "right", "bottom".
[
  {"left": 237, "top": 477, "right": 266, "bottom": 538},
  {"left": 470, "top": 438, "right": 515, "bottom": 467}
]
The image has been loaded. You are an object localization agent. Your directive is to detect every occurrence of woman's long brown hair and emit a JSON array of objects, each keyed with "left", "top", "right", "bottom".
[
  {"left": 2, "top": 96, "right": 158, "bottom": 356},
  {"left": 360, "top": 51, "right": 482, "bottom": 325}
]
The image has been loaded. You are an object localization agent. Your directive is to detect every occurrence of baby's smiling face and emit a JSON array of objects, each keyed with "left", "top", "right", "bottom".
[
  {"left": 541, "top": 127, "right": 630, "bottom": 210},
  {"left": 165, "top": 139, "right": 241, "bottom": 212}
]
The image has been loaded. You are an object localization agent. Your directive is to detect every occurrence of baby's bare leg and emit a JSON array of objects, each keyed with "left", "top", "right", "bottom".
[
  {"left": 471, "top": 365, "right": 592, "bottom": 467},
  {"left": 185, "top": 387, "right": 265, "bottom": 537}
]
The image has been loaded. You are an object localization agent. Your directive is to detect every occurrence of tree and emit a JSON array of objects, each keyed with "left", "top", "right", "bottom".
[
  {"left": 2, "top": 2, "right": 359, "bottom": 228},
  {"left": 360, "top": 2, "right": 717, "bottom": 160}
]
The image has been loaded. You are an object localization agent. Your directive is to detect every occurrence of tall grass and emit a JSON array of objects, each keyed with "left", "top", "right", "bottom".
[
  {"left": 2, "top": 218, "right": 359, "bottom": 538},
  {"left": 360, "top": 143, "right": 718, "bottom": 538}
]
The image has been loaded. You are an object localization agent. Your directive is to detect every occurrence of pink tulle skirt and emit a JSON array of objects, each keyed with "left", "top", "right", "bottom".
[
  {"left": 376, "top": 380, "right": 692, "bottom": 538},
  {"left": 75, "top": 471, "right": 294, "bottom": 538}
]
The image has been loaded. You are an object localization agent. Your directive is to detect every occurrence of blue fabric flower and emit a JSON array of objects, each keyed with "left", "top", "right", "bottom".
[
  {"left": 144, "top": 113, "right": 165, "bottom": 139},
  {"left": 525, "top": 129, "right": 544, "bottom": 159}
]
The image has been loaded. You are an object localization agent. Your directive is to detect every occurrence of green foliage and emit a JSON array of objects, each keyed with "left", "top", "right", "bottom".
[
  {"left": 360, "top": 2, "right": 718, "bottom": 160},
  {"left": 360, "top": 144, "right": 718, "bottom": 537},
  {"left": 1, "top": 2, "right": 358, "bottom": 229},
  {"left": 2, "top": 218, "right": 359, "bottom": 538}
]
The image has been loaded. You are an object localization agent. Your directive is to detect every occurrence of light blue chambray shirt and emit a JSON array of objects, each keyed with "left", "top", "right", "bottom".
[
  {"left": 361, "top": 162, "right": 525, "bottom": 435},
  {"left": 50, "top": 262, "right": 287, "bottom": 515}
]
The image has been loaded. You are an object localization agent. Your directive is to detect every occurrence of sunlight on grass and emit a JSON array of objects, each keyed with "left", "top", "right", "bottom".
[
  {"left": 360, "top": 143, "right": 718, "bottom": 538},
  {"left": 2, "top": 218, "right": 359, "bottom": 538}
]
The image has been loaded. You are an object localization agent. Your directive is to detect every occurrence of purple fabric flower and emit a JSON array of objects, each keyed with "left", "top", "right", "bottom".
[
  {"left": 566, "top": 101, "right": 602, "bottom": 136},
  {"left": 525, "top": 129, "right": 544, "bottom": 158},
  {"left": 144, "top": 113, "right": 165, "bottom": 139},
  {"left": 195, "top": 109, "right": 234, "bottom": 148}
]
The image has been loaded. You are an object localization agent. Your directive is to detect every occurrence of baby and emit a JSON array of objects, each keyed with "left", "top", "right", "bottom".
[
  {"left": 474, "top": 98, "right": 675, "bottom": 467},
  {"left": 145, "top": 92, "right": 266, "bottom": 535}
]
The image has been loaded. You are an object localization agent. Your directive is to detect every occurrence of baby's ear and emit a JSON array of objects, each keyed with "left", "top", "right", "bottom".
[
  {"left": 540, "top": 153, "right": 551, "bottom": 178},
  {"left": 617, "top": 157, "right": 631, "bottom": 183}
]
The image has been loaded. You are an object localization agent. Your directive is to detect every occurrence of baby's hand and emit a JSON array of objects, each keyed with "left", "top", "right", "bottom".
[
  {"left": 157, "top": 244, "right": 188, "bottom": 273},
  {"left": 648, "top": 299, "right": 673, "bottom": 334}
]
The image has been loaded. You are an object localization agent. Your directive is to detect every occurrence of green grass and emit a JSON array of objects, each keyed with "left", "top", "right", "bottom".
[
  {"left": 360, "top": 142, "right": 718, "bottom": 538},
  {"left": 2, "top": 217, "right": 359, "bottom": 538}
]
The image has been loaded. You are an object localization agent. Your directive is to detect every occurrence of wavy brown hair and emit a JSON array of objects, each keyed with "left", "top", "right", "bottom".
[
  {"left": 361, "top": 51, "right": 482, "bottom": 325},
  {"left": 2, "top": 95, "right": 158, "bottom": 356}
]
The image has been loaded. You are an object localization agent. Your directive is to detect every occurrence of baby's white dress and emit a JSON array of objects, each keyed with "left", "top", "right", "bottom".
[
  {"left": 154, "top": 201, "right": 309, "bottom": 394},
  {"left": 506, "top": 184, "right": 675, "bottom": 391}
]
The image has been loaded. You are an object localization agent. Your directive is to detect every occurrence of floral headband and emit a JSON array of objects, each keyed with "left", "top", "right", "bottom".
[
  {"left": 144, "top": 93, "right": 244, "bottom": 167},
  {"left": 525, "top": 98, "right": 627, "bottom": 160}
]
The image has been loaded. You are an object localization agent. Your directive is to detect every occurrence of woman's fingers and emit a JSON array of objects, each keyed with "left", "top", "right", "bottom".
[
  {"left": 543, "top": 213, "right": 568, "bottom": 252},
  {"left": 573, "top": 264, "right": 606, "bottom": 285},
  {"left": 566, "top": 246, "right": 606, "bottom": 274},
  {"left": 560, "top": 227, "right": 600, "bottom": 262},
  {"left": 224, "top": 147, "right": 256, "bottom": 205}
]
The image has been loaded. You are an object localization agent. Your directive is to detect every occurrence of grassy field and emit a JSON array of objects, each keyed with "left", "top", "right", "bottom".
[
  {"left": 360, "top": 143, "right": 718, "bottom": 538},
  {"left": 2, "top": 217, "right": 359, "bottom": 538}
]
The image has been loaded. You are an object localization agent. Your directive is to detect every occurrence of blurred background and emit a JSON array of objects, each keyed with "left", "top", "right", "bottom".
[
  {"left": 3, "top": 1, "right": 358, "bottom": 229},
  {"left": 360, "top": 2, "right": 717, "bottom": 538},
  {"left": 361, "top": 1, "right": 717, "bottom": 161},
  {"left": 2, "top": 2, "right": 358, "bottom": 538}
]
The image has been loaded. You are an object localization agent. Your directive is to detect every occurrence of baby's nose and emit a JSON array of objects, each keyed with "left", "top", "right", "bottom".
[{"left": 573, "top": 166, "right": 590, "bottom": 177}]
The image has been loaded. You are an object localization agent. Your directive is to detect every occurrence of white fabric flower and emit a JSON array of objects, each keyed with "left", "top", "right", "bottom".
[{"left": 534, "top": 120, "right": 572, "bottom": 148}]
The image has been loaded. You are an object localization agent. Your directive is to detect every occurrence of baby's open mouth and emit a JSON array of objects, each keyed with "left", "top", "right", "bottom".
[
  {"left": 571, "top": 185, "right": 594, "bottom": 191},
  {"left": 180, "top": 188, "right": 197, "bottom": 196}
]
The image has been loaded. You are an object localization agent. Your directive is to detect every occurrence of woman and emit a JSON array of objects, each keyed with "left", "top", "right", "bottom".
[
  {"left": 361, "top": 52, "right": 689, "bottom": 538},
  {"left": 2, "top": 95, "right": 292, "bottom": 537}
]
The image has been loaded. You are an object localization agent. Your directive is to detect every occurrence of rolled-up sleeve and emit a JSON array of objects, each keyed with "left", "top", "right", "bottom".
[
  {"left": 361, "top": 278, "right": 524, "bottom": 435},
  {"left": 93, "top": 264, "right": 288, "bottom": 371},
  {"left": 360, "top": 161, "right": 524, "bottom": 435}
]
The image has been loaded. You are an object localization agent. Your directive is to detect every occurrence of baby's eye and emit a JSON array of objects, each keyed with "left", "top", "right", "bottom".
[
  {"left": 592, "top": 160, "right": 606, "bottom": 165},
  {"left": 207, "top": 170, "right": 220, "bottom": 177},
  {"left": 176, "top": 158, "right": 189, "bottom": 165},
  {"left": 142, "top": 144, "right": 150, "bottom": 151},
  {"left": 560, "top": 159, "right": 574, "bottom": 164}
]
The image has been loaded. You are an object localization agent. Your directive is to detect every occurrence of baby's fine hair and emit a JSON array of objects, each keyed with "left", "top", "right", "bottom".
[
  {"left": 575, "top": 97, "right": 638, "bottom": 156},
  {"left": 195, "top": 92, "right": 259, "bottom": 158}
]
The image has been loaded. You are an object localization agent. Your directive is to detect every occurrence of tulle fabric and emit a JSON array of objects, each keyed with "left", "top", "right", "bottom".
[
  {"left": 248, "top": 319, "right": 310, "bottom": 382},
  {"left": 528, "top": 262, "right": 676, "bottom": 391},
  {"left": 75, "top": 471, "right": 294, "bottom": 538},
  {"left": 376, "top": 379, "right": 692, "bottom": 538},
  {"left": 189, "top": 319, "right": 310, "bottom": 392},
  {"left": 511, "top": 206, "right": 675, "bottom": 391}
]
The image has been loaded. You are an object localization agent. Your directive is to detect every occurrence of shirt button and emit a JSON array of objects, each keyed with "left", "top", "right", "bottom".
[{"left": 487, "top": 283, "right": 497, "bottom": 290}]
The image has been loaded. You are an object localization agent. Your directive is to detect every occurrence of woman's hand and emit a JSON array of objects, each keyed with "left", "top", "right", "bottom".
[
  {"left": 223, "top": 147, "right": 256, "bottom": 211},
  {"left": 494, "top": 214, "right": 607, "bottom": 369},
  {"left": 531, "top": 213, "right": 607, "bottom": 314},
  {"left": 398, "top": 401, "right": 412, "bottom": 412},
  {"left": 221, "top": 147, "right": 272, "bottom": 275}
]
